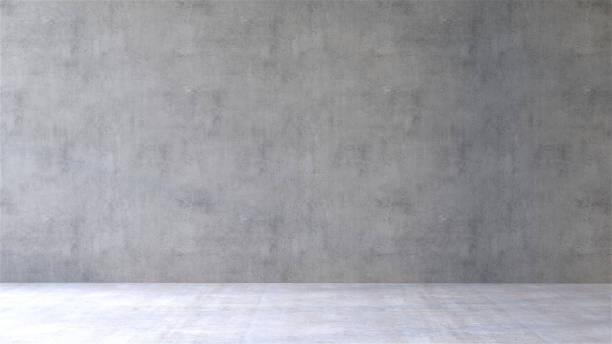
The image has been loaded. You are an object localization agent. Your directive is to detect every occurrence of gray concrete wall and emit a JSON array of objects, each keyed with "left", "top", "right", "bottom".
[{"left": 1, "top": 0, "right": 610, "bottom": 282}]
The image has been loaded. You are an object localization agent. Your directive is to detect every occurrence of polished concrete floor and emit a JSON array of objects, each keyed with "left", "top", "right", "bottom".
[{"left": 0, "top": 284, "right": 609, "bottom": 343}]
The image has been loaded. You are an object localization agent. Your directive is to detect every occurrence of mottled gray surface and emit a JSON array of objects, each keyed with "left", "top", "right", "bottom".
[
  {"left": 0, "top": 283, "right": 610, "bottom": 343},
  {"left": 0, "top": 1, "right": 610, "bottom": 282}
]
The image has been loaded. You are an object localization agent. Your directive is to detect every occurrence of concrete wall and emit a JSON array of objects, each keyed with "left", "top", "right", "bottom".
[{"left": 1, "top": 0, "right": 610, "bottom": 282}]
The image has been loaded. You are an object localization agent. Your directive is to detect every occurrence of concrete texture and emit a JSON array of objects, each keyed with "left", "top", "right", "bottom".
[
  {"left": 0, "top": 283, "right": 610, "bottom": 343},
  {"left": 0, "top": 0, "right": 610, "bottom": 282}
]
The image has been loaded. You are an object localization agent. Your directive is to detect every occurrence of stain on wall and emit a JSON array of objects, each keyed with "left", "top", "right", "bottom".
[{"left": 1, "top": 0, "right": 610, "bottom": 282}]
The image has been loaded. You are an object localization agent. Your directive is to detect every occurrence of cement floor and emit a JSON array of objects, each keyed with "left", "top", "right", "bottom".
[{"left": 0, "top": 284, "right": 609, "bottom": 343}]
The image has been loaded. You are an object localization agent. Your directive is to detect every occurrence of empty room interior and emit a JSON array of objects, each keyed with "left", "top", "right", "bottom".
[{"left": 0, "top": 0, "right": 610, "bottom": 343}]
